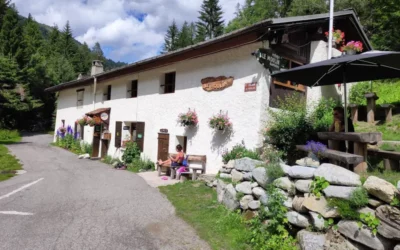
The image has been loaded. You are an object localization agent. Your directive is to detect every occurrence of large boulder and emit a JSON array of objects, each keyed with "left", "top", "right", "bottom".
[
  {"left": 231, "top": 169, "right": 244, "bottom": 182},
  {"left": 233, "top": 157, "right": 264, "bottom": 172},
  {"left": 363, "top": 176, "right": 399, "bottom": 203},
  {"left": 252, "top": 167, "right": 268, "bottom": 188},
  {"left": 309, "top": 211, "right": 325, "bottom": 231},
  {"left": 397, "top": 181, "right": 400, "bottom": 192},
  {"left": 395, "top": 245, "right": 400, "bottom": 250},
  {"left": 377, "top": 221, "right": 400, "bottom": 240},
  {"left": 222, "top": 184, "right": 239, "bottom": 211},
  {"left": 375, "top": 205, "right": 400, "bottom": 232},
  {"left": 225, "top": 160, "right": 235, "bottom": 169},
  {"left": 325, "top": 229, "right": 370, "bottom": 250},
  {"left": 297, "top": 230, "right": 325, "bottom": 250},
  {"left": 273, "top": 177, "right": 296, "bottom": 195},
  {"left": 287, "top": 166, "right": 316, "bottom": 179},
  {"left": 216, "top": 179, "right": 227, "bottom": 203},
  {"left": 302, "top": 194, "right": 339, "bottom": 218},
  {"left": 240, "top": 195, "right": 254, "bottom": 210},
  {"left": 295, "top": 180, "right": 312, "bottom": 193},
  {"left": 252, "top": 187, "right": 268, "bottom": 205},
  {"left": 280, "top": 162, "right": 290, "bottom": 175},
  {"left": 248, "top": 200, "right": 261, "bottom": 210},
  {"left": 277, "top": 189, "right": 293, "bottom": 209},
  {"left": 235, "top": 182, "right": 252, "bottom": 195},
  {"left": 314, "top": 163, "right": 361, "bottom": 186},
  {"left": 293, "top": 196, "right": 308, "bottom": 213},
  {"left": 338, "top": 220, "right": 394, "bottom": 250},
  {"left": 286, "top": 211, "right": 311, "bottom": 228},
  {"left": 250, "top": 182, "right": 258, "bottom": 188},
  {"left": 219, "top": 167, "right": 232, "bottom": 174},
  {"left": 323, "top": 186, "right": 358, "bottom": 200},
  {"left": 369, "top": 199, "right": 384, "bottom": 208},
  {"left": 219, "top": 173, "right": 232, "bottom": 179}
]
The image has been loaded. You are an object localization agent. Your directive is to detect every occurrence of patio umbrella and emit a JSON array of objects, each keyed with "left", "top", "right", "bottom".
[{"left": 271, "top": 50, "right": 400, "bottom": 133}]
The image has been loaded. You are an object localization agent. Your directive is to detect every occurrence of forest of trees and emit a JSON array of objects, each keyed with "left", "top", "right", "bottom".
[
  {"left": 0, "top": 1, "right": 126, "bottom": 130},
  {"left": 164, "top": 0, "right": 400, "bottom": 52}
]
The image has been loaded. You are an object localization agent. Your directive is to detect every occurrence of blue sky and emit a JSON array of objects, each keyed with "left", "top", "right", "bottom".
[{"left": 12, "top": 0, "right": 244, "bottom": 63}]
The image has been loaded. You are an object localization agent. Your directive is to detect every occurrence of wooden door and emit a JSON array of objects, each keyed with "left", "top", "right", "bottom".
[
  {"left": 92, "top": 125, "right": 101, "bottom": 157},
  {"left": 101, "top": 140, "right": 109, "bottom": 158},
  {"left": 115, "top": 122, "right": 122, "bottom": 148},
  {"left": 157, "top": 133, "right": 169, "bottom": 161}
]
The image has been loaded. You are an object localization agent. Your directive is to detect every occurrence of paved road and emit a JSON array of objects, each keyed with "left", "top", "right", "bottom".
[{"left": 0, "top": 134, "right": 209, "bottom": 250}]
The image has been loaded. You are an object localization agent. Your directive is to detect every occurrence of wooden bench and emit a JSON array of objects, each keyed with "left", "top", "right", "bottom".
[
  {"left": 156, "top": 154, "right": 207, "bottom": 180},
  {"left": 296, "top": 145, "right": 364, "bottom": 166},
  {"left": 367, "top": 148, "right": 400, "bottom": 171}
]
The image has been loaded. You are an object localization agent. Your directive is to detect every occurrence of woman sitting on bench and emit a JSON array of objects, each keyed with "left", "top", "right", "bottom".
[{"left": 158, "top": 144, "right": 184, "bottom": 167}]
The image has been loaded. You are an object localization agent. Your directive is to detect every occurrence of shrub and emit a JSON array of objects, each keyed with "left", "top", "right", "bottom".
[
  {"left": 350, "top": 80, "right": 400, "bottom": 106},
  {"left": 81, "top": 142, "right": 92, "bottom": 155},
  {"left": 127, "top": 157, "right": 155, "bottom": 172},
  {"left": 122, "top": 141, "right": 141, "bottom": 164},
  {"left": 328, "top": 198, "right": 360, "bottom": 220},
  {"left": 264, "top": 163, "right": 284, "bottom": 183},
  {"left": 349, "top": 187, "right": 369, "bottom": 207},
  {"left": 0, "top": 129, "right": 20, "bottom": 142},
  {"left": 309, "top": 98, "right": 340, "bottom": 132},
  {"left": 222, "top": 142, "right": 260, "bottom": 164}
]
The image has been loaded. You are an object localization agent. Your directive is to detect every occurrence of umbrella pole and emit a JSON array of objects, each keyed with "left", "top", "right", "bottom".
[{"left": 343, "top": 68, "right": 349, "bottom": 153}]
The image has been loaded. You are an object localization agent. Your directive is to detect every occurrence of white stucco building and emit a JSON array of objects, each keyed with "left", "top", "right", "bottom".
[{"left": 46, "top": 10, "right": 371, "bottom": 174}]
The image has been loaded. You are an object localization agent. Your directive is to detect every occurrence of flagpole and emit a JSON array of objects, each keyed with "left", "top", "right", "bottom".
[{"left": 328, "top": 0, "right": 335, "bottom": 59}]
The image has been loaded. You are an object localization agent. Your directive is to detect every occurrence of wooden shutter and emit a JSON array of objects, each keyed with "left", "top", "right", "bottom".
[
  {"left": 131, "top": 80, "right": 138, "bottom": 98},
  {"left": 115, "top": 122, "right": 122, "bottom": 148},
  {"left": 107, "top": 85, "right": 111, "bottom": 100},
  {"left": 136, "top": 122, "right": 145, "bottom": 152}
]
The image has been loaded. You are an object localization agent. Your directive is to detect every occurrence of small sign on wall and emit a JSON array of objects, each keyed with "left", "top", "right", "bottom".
[
  {"left": 245, "top": 82, "right": 257, "bottom": 92},
  {"left": 123, "top": 126, "right": 130, "bottom": 130}
]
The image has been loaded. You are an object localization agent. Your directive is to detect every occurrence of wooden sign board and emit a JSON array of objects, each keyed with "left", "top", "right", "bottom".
[
  {"left": 201, "top": 76, "right": 234, "bottom": 92},
  {"left": 245, "top": 82, "right": 257, "bottom": 92},
  {"left": 255, "top": 48, "right": 282, "bottom": 73}
]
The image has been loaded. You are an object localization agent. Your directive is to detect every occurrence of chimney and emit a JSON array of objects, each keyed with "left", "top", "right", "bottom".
[{"left": 91, "top": 60, "right": 104, "bottom": 76}]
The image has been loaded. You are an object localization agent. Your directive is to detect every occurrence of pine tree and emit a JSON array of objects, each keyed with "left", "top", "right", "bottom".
[
  {"left": 23, "top": 14, "right": 43, "bottom": 62},
  {"left": 196, "top": 0, "right": 224, "bottom": 41},
  {"left": 163, "top": 20, "right": 179, "bottom": 52},
  {"left": 61, "top": 21, "right": 78, "bottom": 59},
  {"left": 177, "top": 21, "right": 195, "bottom": 48},
  {"left": 91, "top": 42, "right": 105, "bottom": 61},
  {"left": 0, "top": 0, "right": 10, "bottom": 29},
  {"left": 0, "top": 6, "right": 24, "bottom": 67}
]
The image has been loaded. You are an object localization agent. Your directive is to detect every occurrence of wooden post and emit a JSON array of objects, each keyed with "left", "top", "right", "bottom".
[
  {"left": 381, "top": 104, "right": 394, "bottom": 123},
  {"left": 349, "top": 104, "right": 358, "bottom": 123},
  {"left": 365, "top": 93, "right": 379, "bottom": 123},
  {"left": 353, "top": 142, "right": 368, "bottom": 173},
  {"left": 384, "top": 159, "right": 400, "bottom": 171}
]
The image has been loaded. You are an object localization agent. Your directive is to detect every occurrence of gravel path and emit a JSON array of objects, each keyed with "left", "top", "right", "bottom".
[{"left": 0, "top": 134, "right": 210, "bottom": 250}]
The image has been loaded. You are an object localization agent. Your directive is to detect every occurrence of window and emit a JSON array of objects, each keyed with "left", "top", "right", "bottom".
[
  {"left": 76, "top": 89, "right": 84, "bottom": 107},
  {"left": 163, "top": 72, "right": 176, "bottom": 94},
  {"left": 104, "top": 85, "right": 111, "bottom": 101},
  {"left": 128, "top": 80, "right": 138, "bottom": 98},
  {"left": 270, "top": 58, "right": 306, "bottom": 108}
]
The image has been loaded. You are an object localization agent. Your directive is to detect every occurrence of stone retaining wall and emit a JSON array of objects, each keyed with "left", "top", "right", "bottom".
[{"left": 203, "top": 157, "right": 400, "bottom": 250}]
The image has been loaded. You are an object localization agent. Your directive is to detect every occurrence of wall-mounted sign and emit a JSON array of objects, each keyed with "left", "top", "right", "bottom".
[
  {"left": 100, "top": 112, "right": 109, "bottom": 121},
  {"left": 160, "top": 128, "right": 168, "bottom": 133},
  {"left": 137, "top": 134, "right": 143, "bottom": 139},
  {"left": 245, "top": 82, "right": 257, "bottom": 92},
  {"left": 255, "top": 48, "right": 282, "bottom": 73},
  {"left": 123, "top": 126, "right": 130, "bottom": 130},
  {"left": 201, "top": 76, "right": 234, "bottom": 92}
]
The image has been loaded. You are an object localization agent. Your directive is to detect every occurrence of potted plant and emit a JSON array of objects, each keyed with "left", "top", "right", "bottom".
[
  {"left": 325, "top": 29, "right": 345, "bottom": 47},
  {"left": 341, "top": 41, "right": 363, "bottom": 55},
  {"left": 209, "top": 112, "right": 232, "bottom": 131},
  {"left": 76, "top": 116, "right": 87, "bottom": 126},
  {"left": 178, "top": 109, "right": 198, "bottom": 127},
  {"left": 85, "top": 116, "right": 95, "bottom": 127}
]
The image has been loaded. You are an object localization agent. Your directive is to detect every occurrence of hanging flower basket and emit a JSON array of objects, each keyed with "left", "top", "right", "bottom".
[
  {"left": 341, "top": 41, "right": 363, "bottom": 55},
  {"left": 178, "top": 109, "right": 198, "bottom": 127},
  {"left": 209, "top": 112, "right": 232, "bottom": 131},
  {"left": 76, "top": 116, "right": 87, "bottom": 126},
  {"left": 325, "top": 29, "right": 345, "bottom": 46}
]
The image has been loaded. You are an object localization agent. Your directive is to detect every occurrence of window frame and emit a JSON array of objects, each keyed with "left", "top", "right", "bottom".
[
  {"left": 76, "top": 89, "right": 84, "bottom": 107},
  {"left": 104, "top": 85, "right": 112, "bottom": 101},
  {"left": 129, "top": 80, "right": 138, "bottom": 98},
  {"left": 163, "top": 72, "right": 176, "bottom": 94},
  {"left": 272, "top": 58, "right": 306, "bottom": 92}
]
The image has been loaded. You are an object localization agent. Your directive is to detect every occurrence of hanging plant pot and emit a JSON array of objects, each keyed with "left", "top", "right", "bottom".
[
  {"left": 218, "top": 127, "right": 224, "bottom": 131},
  {"left": 345, "top": 50, "right": 357, "bottom": 55}
]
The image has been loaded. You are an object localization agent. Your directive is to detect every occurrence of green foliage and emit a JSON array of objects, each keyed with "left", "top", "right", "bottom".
[
  {"left": 102, "top": 155, "right": 119, "bottom": 165},
  {"left": 127, "top": 157, "right": 155, "bottom": 173},
  {"left": 350, "top": 81, "right": 400, "bottom": 106},
  {"left": 0, "top": 129, "right": 20, "bottom": 143},
  {"left": 264, "top": 162, "right": 284, "bottom": 183},
  {"left": 324, "top": 218, "right": 336, "bottom": 229},
  {"left": 287, "top": 0, "right": 327, "bottom": 16},
  {"left": 122, "top": 141, "right": 141, "bottom": 164},
  {"left": 391, "top": 197, "right": 400, "bottom": 207},
  {"left": 222, "top": 142, "right": 261, "bottom": 164},
  {"left": 310, "top": 98, "right": 340, "bottom": 132},
  {"left": 163, "top": 20, "right": 179, "bottom": 52},
  {"left": 54, "top": 134, "right": 86, "bottom": 155},
  {"left": 359, "top": 213, "right": 380, "bottom": 235},
  {"left": 349, "top": 187, "right": 369, "bottom": 207},
  {"left": 310, "top": 176, "right": 330, "bottom": 198},
  {"left": 236, "top": 192, "right": 245, "bottom": 200},
  {"left": 197, "top": 0, "right": 224, "bottom": 40},
  {"left": 248, "top": 187, "right": 297, "bottom": 250},
  {"left": 81, "top": 142, "right": 92, "bottom": 155},
  {"left": 328, "top": 198, "right": 360, "bottom": 220},
  {"left": 380, "top": 143, "right": 400, "bottom": 152},
  {"left": 0, "top": 144, "right": 22, "bottom": 181}
]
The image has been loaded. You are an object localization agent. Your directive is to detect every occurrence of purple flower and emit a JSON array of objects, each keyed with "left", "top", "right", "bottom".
[
  {"left": 67, "top": 125, "right": 73, "bottom": 135},
  {"left": 305, "top": 141, "right": 327, "bottom": 156}
]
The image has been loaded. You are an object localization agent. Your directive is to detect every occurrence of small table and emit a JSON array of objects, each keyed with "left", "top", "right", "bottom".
[{"left": 317, "top": 132, "right": 382, "bottom": 173}]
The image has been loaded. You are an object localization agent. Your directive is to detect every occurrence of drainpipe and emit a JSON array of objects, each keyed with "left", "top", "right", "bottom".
[{"left": 93, "top": 76, "right": 97, "bottom": 110}]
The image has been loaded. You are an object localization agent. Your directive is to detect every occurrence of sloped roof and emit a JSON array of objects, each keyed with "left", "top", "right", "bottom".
[{"left": 46, "top": 10, "right": 371, "bottom": 93}]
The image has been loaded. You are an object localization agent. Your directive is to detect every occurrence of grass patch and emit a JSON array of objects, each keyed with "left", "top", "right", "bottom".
[
  {"left": 0, "top": 130, "right": 22, "bottom": 181},
  {"left": 379, "top": 142, "right": 400, "bottom": 152},
  {"left": 354, "top": 114, "right": 400, "bottom": 141},
  {"left": 159, "top": 181, "right": 251, "bottom": 250},
  {"left": 360, "top": 170, "right": 400, "bottom": 186}
]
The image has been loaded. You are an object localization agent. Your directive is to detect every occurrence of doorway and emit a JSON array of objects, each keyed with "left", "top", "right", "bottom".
[
  {"left": 92, "top": 124, "right": 101, "bottom": 157},
  {"left": 157, "top": 133, "right": 169, "bottom": 161}
]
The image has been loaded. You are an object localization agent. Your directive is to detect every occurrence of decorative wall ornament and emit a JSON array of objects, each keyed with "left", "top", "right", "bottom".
[{"left": 201, "top": 76, "right": 234, "bottom": 92}]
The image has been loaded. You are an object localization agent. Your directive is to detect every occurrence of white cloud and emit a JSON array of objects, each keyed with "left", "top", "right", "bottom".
[{"left": 11, "top": 0, "right": 245, "bottom": 63}]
